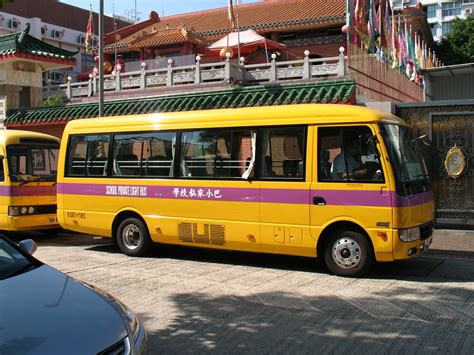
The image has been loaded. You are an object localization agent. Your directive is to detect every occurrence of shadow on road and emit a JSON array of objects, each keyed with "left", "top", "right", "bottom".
[
  {"left": 9, "top": 231, "right": 473, "bottom": 283},
  {"left": 140, "top": 286, "right": 474, "bottom": 354}
]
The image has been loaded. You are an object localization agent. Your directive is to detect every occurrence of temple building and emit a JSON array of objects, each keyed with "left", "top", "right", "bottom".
[{"left": 0, "top": 24, "right": 76, "bottom": 113}]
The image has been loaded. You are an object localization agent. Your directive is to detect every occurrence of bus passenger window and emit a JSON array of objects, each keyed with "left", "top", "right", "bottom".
[
  {"left": 86, "top": 135, "right": 110, "bottom": 177},
  {"left": 142, "top": 132, "right": 176, "bottom": 178},
  {"left": 179, "top": 129, "right": 255, "bottom": 179},
  {"left": 0, "top": 156, "right": 4, "bottom": 182},
  {"left": 259, "top": 126, "right": 306, "bottom": 180},
  {"left": 66, "top": 136, "right": 86, "bottom": 176}
]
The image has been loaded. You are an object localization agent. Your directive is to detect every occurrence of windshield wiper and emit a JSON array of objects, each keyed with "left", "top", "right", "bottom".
[{"left": 0, "top": 263, "right": 35, "bottom": 280}]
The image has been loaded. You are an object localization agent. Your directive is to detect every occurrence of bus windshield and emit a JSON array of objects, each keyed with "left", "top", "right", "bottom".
[
  {"left": 7, "top": 143, "right": 60, "bottom": 183},
  {"left": 380, "top": 123, "right": 430, "bottom": 194}
]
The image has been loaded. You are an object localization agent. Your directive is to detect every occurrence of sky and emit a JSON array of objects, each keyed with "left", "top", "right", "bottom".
[{"left": 60, "top": 1, "right": 253, "bottom": 21}]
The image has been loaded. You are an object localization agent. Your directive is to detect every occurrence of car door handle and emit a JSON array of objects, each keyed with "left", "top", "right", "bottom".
[{"left": 313, "top": 197, "right": 326, "bottom": 206}]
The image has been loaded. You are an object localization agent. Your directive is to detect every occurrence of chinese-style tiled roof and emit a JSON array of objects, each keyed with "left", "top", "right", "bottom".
[
  {"left": 0, "top": 24, "right": 78, "bottom": 63},
  {"left": 106, "top": 0, "right": 346, "bottom": 44},
  {"left": 5, "top": 80, "right": 355, "bottom": 126},
  {"left": 104, "top": 26, "right": 207, "bottom": 53}
]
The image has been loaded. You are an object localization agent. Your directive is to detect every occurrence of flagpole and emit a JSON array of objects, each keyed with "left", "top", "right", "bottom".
[{"left": 99, "top": 0, "right": 104, "bottom": 117}]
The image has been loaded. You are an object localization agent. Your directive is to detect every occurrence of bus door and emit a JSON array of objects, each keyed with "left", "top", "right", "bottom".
[
  {"left": 310, "top": 125, "right": 393, "bottom": 258},
  {"left": 259, "top": 125, "right": 314, "bottom": 257}
]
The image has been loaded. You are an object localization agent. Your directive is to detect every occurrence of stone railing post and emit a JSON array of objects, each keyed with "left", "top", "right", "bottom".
[
  {"left": 66, "top": 76, "right": 72, "bottom": 100},
  {"left": 224, "top": 52, "right": 232, "bottom": 83},
  {"left": 92, "top": 71, "right": 97, "bottom": 95},
  {"left": 46, "top": 79, "right": 52, "bottom": 98},
  {"left": 115, "top": 71, "right": 122, "bottom": 92},
  {"left": 270, "top": 53, "right": 277, "bottom": 82},
  {"left": 88, "top": 74, "right": 93, "bottom": 96},
  {"left": 167, "top": 59, "right": 173, "bottom": 87},
  {"left": 303, "top": 50, "right": 311, "bottom": 80},
  {"left": 239, "top": 56, "right": 246, "bottom": 84},
  {"left": 338, "top": 47, "right": 346, "bottom": 77},
  {"left": 195, "top": 55, "right": 202, "bottom": 84},
  {"left": 140, "top": 62, "right": 147, "bottom": 90}
]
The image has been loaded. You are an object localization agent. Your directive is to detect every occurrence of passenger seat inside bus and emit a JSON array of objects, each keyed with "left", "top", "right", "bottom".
[
  {"left": 283, "top": 160, "right": 302, "bottom": 177},
  {"left": 114, "top": 153, "right": 139, "bottom": 176},
  {"left": 144, "top": 155, "right": 171, "bottom": 176}
]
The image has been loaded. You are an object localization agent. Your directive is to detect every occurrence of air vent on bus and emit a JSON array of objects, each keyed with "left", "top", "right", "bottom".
[
  {"left": 178, "top": 223, "right": 193, "bottom": 243},
  {"left": 178, "top": 222, "right": 225, "bottom": 245}
]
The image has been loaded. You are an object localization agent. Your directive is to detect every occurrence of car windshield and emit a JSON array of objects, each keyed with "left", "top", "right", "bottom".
[
  {"left": 0, "top": 237, "right": 33, "bottom": 280},
  {"left": 380, "top": 123, "right": 430, "bottom": 192},
  {"left": 7, "top": 143, "right": 59, "bottom": 183}
]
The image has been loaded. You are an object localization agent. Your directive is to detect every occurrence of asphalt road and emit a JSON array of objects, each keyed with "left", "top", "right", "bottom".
[{"left": 11, "top": 230, "right": 474, "bottom": 354}]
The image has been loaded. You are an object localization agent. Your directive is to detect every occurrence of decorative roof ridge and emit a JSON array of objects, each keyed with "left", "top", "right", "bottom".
[
  {"left": 158, "top": 0, "right": 333, "bottom": 22},
  {"left": 9, "top": 78, "right": 355, "bottom": 114},
  {"left": 197, "top": 14, "right": 346, "bottom": 37}
]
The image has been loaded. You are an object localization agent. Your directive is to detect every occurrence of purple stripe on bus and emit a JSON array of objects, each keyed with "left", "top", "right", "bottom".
[
  {"left": 57, "top": 183, "right": 433, "bottom": 207},
  {"left": 311, "top": 189, "right": 392, "bottom": 207},
  {"left": 392, "top": 191, "right": 434, "bottom": 208},
  {"left": 0, "top": 185, "right": 56, "bottom": 197}
]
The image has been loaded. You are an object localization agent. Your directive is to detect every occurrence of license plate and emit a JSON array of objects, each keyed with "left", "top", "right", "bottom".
[{"left": 48, "top": 217, "right": 58, "bottom": 223}]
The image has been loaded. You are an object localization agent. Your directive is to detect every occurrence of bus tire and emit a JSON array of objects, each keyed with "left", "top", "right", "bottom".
[
  {"left": 116, "top": 217, "right": 152, "bottom": 257},
  {"left": 323, "top": 230, "right": 374, "bottom": 277}
]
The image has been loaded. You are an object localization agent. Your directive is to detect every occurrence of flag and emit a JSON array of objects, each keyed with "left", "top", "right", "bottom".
[
  {"left": 228, "top": 0, "right": 236, "bottom": 31},
  {"left": 85, "top": 6, "right": 94, "bottom": 52}
]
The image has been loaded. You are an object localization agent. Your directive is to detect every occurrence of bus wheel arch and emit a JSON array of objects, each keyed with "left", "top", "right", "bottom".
[
  {"left": 316, "top": 221, "right": 375, "bottom": 277},
  {"left": 112, "top": 211, "right": 152, "bottom": 257}
]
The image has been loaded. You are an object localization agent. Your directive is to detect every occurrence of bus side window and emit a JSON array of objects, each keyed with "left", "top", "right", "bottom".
[
  {"left": 259, "top": 126, "right": 306, "bottom": 180},
  {"left": 179, "top": 129, "right": 254, "bottom": 179},
  {"left": 0, "top": 156, "right": 4, "bottom": 182},
  {"left": 86, "top": 135, "right": 110, "bottom": 177},
  {"left": 318, "top": 126, "right": 384, "bottom": 183},
  {"left": 66, "top": 136, "right": 86, "bottom": 176},
  {"left": 142, "top": 132, "right": 176, "bottom": 178}
]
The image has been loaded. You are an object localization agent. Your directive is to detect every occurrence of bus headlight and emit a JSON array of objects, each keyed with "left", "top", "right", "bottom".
[
  {"left": 399, "top": 227, "right": 420, "bottom": 242},
  {"left": 20, "top": 207, "right": 28, "bottom": 215},
  {"left": 8, "top": 206, "right": 20, "bottom": 216},
  {"left": 28, "top": 207, "right": 35, "bottom": 214}
]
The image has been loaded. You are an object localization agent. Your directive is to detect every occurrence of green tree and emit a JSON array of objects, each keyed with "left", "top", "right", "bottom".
[
  {"left": 435, "top": 17, "right": 474, "bottom": 65},
  {"left": 43, "top": 95, "right": 64, "bottom": 107},
  {"left": 0, "top": 0, "right": 13, "bottom": 8}
]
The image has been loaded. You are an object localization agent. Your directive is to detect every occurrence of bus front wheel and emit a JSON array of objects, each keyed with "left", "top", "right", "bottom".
[
  {"left": 323, "top": 230, "right": 374, "bottom": 277},
  {"left": 116, "top": 218, "right": 152, "bottom": 257}
]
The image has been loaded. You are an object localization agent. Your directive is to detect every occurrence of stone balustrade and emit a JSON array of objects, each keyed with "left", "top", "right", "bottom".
[{"left": 44, "top": 48, "right": 347, "bottom": 100}]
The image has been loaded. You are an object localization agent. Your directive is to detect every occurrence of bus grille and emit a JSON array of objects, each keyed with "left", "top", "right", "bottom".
[
  {"left": 179, "top": 223, "right": 225, "bottom": 245},
  {"left": 36, "top": 205, "right": 57, "bottom": 215},
  {"left": 420, "top": 222, "right": 434, "bottom": 241}
]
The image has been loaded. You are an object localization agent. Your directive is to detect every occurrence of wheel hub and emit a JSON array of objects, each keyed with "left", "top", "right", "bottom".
[
  {"left": 332, "top": 237, "right": 362, "bottom": 269},
  {"left": 122, "top": 224, "right": 141, "bottom": 250}
]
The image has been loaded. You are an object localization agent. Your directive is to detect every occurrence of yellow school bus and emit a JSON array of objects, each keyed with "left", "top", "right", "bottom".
[
  {"left": 57, "top": 104, "right": 434, "bottom": 277},
  {"left": 0, "top": 130, "right": 60, "bottom": 232}
]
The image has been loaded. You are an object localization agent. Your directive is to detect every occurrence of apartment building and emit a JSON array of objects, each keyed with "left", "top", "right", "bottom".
[{"left": 393, "top": 0, "right": 474, "bottom": 41}]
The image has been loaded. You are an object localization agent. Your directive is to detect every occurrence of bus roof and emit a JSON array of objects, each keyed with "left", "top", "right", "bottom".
[
  {"left": 0, "top": 129, "right": 60, "bottom": 146},
  {"left": 63, "top": 104, "right": 405, "bottom": 134}
]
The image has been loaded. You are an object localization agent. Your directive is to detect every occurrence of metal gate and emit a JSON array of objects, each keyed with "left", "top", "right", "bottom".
[{"left": 430, "top": 112, "right": 474, "bottom": 228}]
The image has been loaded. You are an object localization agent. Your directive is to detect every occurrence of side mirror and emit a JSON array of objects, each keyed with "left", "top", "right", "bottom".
[{"left": 19, "top": 239, "right": 38, "bottom": 255}]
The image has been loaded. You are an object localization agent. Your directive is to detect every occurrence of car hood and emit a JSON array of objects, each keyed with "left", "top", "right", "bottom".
[{"left": 0, "top": 265, "right": 128, "bottom": 354}]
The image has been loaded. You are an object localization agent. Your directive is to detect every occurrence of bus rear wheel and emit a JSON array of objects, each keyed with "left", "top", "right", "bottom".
[
  {"left": 116, "top": 218, "right": 152, "bottom": 257},
  {"left": 323, "top": 230, "right": 374, "bottom": 277}
]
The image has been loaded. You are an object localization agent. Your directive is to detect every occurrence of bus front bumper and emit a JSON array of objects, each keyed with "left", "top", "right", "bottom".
[
  {"left": 393, "top": 234, "right": 433, "bottom": 260},
  {"left": 6, "top": 214, "right": 59, "bottom": 231}
]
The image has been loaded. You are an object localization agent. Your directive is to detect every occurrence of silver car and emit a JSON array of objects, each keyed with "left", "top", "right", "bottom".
[{"left": 0, "top": 235, "right": 146, "bottom": 354}]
